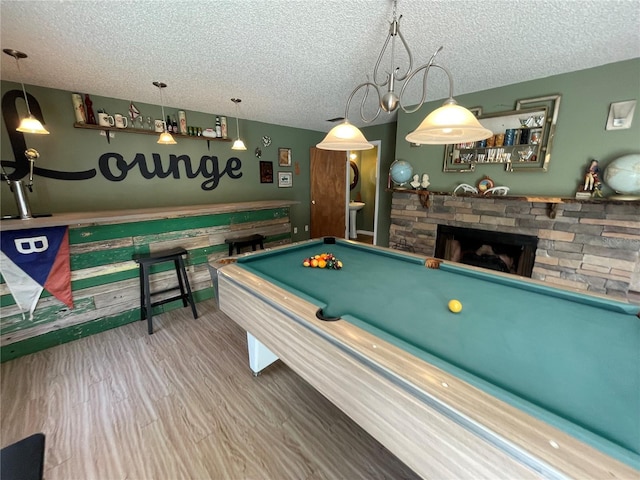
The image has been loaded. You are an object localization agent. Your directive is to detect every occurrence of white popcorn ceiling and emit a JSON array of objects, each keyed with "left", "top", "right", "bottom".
[{"left": 1, "top": 0, "right": 639, "bottom": 133}]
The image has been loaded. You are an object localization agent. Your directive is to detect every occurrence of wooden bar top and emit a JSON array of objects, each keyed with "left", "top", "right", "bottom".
[{"left": 0, "top": 200, "right": 298, "bottom": 231}]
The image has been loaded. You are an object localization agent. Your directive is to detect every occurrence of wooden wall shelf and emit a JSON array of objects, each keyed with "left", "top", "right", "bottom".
[{"left": 73, "top": 122, "right": 232, "bottom": 148}]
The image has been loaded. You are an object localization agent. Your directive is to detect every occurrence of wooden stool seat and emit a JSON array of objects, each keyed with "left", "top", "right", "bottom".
[
  {"left": 132, "top": 247, "right": 197, "bottom": 334},
  {"left": 225, "top": 234, "right": 266, "bottom": 256}
]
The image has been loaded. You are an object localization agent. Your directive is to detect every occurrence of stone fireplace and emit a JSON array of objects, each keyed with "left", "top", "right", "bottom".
[
  {"left": 434, "top": 225, "right": 538, "bottom": 277},
  {"left": 389, "top": 192, "right": 640, "bottom": 303}
]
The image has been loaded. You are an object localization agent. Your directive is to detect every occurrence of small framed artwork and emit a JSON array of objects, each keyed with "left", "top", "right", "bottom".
[
  {"left": 278, "top": 147, "right": 292, "bottom": 167},
  {"left": 259, "top": 161, "right": 273, "bottom": 183},
  {"left": 278, "top": 171, "right": 292, "bottom": 188}
]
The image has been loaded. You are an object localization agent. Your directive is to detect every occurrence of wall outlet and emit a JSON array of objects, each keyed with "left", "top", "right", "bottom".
[
  {"left": 304, "top": 225, "right": 309, "bottom": 232},
  {"left": 293, "top": 227, "right": 298, "bottom": 234}
]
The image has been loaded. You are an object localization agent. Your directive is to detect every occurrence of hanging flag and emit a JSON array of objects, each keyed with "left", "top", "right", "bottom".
[
  {"left": 129, "top": 101, "right": 140, "bottom": 120},
  {"left": 0, "top": 226, "right": 73, "bottom": 320}
]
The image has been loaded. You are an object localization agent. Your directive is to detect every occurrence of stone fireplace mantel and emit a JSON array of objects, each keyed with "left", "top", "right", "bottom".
[{"left": 389, "top": 192, "right": 640, "bottom": 303}]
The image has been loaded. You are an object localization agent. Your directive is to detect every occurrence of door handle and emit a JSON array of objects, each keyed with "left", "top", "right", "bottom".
[{"left": 311, "top": 200, "right": 316, "bottom": 204}]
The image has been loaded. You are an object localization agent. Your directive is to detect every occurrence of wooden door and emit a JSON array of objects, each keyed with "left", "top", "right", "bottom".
[{"left": 310, "top": 147, "right": 347, "bottom": 238}]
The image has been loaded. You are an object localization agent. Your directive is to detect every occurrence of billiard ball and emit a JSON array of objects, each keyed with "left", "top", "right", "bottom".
[{"left": 448, "top": 299, "right": 462, "bottom": 313}]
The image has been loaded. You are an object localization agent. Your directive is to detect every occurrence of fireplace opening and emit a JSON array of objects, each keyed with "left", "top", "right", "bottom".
[{"left": 435, "top": 225, "right": 538, "bottom": 277}]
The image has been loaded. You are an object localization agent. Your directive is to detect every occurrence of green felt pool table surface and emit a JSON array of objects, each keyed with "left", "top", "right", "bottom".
[{"left": 236, "top": 238, "right": 640, "bottom": 467}]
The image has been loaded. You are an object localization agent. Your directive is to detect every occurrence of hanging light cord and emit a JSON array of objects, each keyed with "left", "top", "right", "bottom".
[
  {"left": 14, "top": 56, "right": 34, "bottom": 116},
  {"left": 158, "top": 84, "right": 167, "bottom": 132}
]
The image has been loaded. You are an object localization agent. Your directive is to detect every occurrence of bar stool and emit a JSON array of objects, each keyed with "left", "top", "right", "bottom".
[
  {"left": 132, "top": 247, "right": 197, "bottom": 334},
  {"left": 224, "top": 233, "right": 266, "bottom": 256}
]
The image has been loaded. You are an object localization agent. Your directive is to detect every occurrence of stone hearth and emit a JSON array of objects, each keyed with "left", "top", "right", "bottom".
[{"left": 389, "top": 193, "right": 640, "bottom": 303}]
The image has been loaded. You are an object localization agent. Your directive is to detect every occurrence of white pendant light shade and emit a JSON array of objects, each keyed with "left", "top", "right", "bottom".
[
  {"left": 17, "top": 114, "right": 49, "bottom": 134},
  {"left": 230, "top": 98, "right": 247, "bottom": 151},
  {"left": 157, "top": 131, "right": 177, "bottom": 145},
  {"left": 153, "top": 81, "right": 176, "bottom": 145},
  {"left": 405, "top": 100, "right": 493, "bottom": 145},
  {"left": 232, "top": 139, "right": 247, "bottom": 151},
  {"left": 316, "top": 120, "right": 374, "bottom": 151},
  {"left": 3, "top": 49, "right": 50, "bottom": 135}
]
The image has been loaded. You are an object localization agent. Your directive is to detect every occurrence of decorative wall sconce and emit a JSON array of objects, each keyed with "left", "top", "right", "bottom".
[
  {"left": 153, "top": 81, "right": 176, "bottom": 145},
  {"left": 606, "top": 100, "right": 636, "bottom": 130},
  {"left": 3, "top": 49, "right": 50, "bottom": 134},
  {"left": 231, "top": 98, "right": 247, "bottom": 151}
]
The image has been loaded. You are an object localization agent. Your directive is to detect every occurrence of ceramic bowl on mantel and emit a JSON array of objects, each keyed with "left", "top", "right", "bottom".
[{"left": 603, "top": 153, "right": 640, "bottom": 200}]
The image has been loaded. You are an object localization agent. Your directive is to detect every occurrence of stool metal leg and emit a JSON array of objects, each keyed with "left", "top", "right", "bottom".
[
  {"left": 143, "top": 264, "right": 154, "bottom": 334},
  {"left": 178, "top": 256, "right": 198, "bottom": 319},
  {"left": 138, "top": 262, "right": 146, "bottom": 321},
  {"left": 174, "top": 258, "right": 188, "bottom": 308}
]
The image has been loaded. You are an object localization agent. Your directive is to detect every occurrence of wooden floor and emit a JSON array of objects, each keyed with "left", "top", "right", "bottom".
[{"left": 1, "top": 299, "right": 418, "bottom": 480}]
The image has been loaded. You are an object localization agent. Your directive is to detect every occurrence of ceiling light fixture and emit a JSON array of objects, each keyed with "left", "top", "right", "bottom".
[
  {"left": 153, "top": 81, "right": 176, "bottom": 145},
  {"left": 3, "top": 49, "right": 50, "bottom": 134},
  {"left": 231, "top": 98, "right": 247, "bottom": 151},
  {"left": 317, "top": 0, "right": 491, "bottom": 150}
]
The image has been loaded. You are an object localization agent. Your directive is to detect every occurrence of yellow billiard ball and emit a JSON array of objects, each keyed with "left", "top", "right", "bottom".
[{"left": 448, "top": 299, "right": 462, "bottom": 313}]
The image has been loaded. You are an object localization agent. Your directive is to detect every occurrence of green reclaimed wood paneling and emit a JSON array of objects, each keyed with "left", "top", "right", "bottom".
[
  {"left": 71, "top": 268, "right": 139, "bottom": 292},
  {"left": 1, "top": 308, "right": 140, "bottom": 363},
  {"left": 0, "top": 237, "right": 288, "bottom": 308},
  {"left": 71, "top": 245, "right": 148, "bottom": 270},
  {"left": 0, "top": 297, "right": 95, "bottom": 335},
  {"left": 1, "top": 286, "right": 214, "bottom": 363},
  {"left": 69, "top": 208, "right": 290, "bottom": 244},
  {"left": 268, "top": 233, "right": 292, "bottom": 243},
  {"left": 1, "top": 205, "right": 290, "bottom": 361},
  {"left": 1, "top": 294, "right": 16, "bottom": 308}
]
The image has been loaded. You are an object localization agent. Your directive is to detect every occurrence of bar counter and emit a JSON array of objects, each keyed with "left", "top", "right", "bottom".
[
  {"left": 0, "top": 200, "right": 296, "bottom": 231},
  {"left": 1, "top": 201, "right": 296, "bottom": 361}
]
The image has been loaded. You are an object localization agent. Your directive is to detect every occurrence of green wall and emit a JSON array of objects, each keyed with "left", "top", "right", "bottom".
[
  {"left": 396, "top": 58, "right": 640, "bottom": 196},
  {"left": 2, "top": 59, "right": 638, "bottom": 248},
  {"left": 1, "top": 82, "right": 324, "bottom": 242},
  {"left": 361, "top": 123, "right": 397, "bottom": 246}
]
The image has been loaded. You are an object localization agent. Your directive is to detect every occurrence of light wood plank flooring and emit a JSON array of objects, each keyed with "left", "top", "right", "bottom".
[{"left": 1, "top": 299, "right": 419, "bottom": 480}]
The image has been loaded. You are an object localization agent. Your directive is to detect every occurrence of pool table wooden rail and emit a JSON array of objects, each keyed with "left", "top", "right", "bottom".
[{"left": 218, "top": 262, "right": 638, "bottom": 479}]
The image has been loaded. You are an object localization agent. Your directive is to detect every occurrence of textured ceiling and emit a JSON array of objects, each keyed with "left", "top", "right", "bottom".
[{"left": 1, "top": 0, "right": 639, "bottom": 133}]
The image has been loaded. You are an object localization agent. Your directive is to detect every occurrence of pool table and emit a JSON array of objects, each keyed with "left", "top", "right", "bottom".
[{"left": 215, "top": 238, "right": 639, "bottom": 479}]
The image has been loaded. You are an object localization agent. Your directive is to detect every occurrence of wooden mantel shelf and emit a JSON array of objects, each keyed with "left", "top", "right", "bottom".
[{"left": 387, "top": 189, "right": 639, "bottom": 217}]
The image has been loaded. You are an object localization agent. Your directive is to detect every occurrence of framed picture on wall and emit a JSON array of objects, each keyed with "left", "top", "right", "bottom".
[
  {"left": 259, "top": 161, "right": 273, "bottom": 183},
  {"left": 278, "top": 171, "right": 292, "bottom": 188},
  {"left": 278, "top": 147, "right": 292, "bottom": 167}
]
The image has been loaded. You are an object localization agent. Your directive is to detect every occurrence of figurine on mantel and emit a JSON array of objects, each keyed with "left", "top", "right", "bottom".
[
  {"left": 421, "top": 174, "right": 430, "bottom": 189},
  {"left": 410, "top": 174, "right": 421, "bottom": 189},
  {"left": 576, "top": 159, "right": 602, "bottom": 198}
]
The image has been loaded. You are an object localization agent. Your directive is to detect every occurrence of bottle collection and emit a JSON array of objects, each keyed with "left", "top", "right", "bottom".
[{"left": 71, "top": 93, "right": 228, "bottom": 139}]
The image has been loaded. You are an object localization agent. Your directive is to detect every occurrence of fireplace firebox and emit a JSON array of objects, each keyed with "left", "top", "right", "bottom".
[{"left": 435, "top": 225, "right": 538, "bottom": 277}]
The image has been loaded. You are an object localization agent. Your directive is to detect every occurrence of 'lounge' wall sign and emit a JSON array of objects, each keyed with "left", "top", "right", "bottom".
[{"left": 1, "top": 90, "right": 243, "bottom": 190}]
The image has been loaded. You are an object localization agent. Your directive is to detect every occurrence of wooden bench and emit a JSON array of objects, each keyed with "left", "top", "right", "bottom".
[{"left": 225, "top": 234, "right": 266, "bottom": 256}]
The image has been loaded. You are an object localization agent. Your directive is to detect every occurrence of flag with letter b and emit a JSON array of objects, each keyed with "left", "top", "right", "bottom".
[{"left": 0, "top": 226, "right": 73, "bottom": 320}]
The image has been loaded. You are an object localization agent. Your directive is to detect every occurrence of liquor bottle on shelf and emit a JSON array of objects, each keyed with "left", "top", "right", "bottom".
[
  {"left": 220, "top": 116, "right": 228, "bottom": 138},
  {"left": 172, "top": 115, "right": 178, "bottom": 134},
  {"left": 166, "top": 115, "right": 171, "bottom": 132},
  {"left": 215, "top": 117, "right": 222, "bottom": 138}
]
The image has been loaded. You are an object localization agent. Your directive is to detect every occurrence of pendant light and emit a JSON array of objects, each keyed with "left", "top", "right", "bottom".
[
  {"left": 153, "top": 81, "right": 176, "bottom": 145},
  {"left": 318, "top": 0, "right": 492, "bottom": 149},
  {"left": 231, "top": 98, "right": 247, "bottom": 151},
  {"left": 3, "top": 49, "right": 49, "bottom": 134}
]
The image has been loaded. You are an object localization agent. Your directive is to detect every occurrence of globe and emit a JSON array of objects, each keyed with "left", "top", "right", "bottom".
[
  {"left": 603, "top": 153, "right": 640, "bottom": 199},
  {"left": 390, "top": 160, "right": 413, "bottom": 187}
]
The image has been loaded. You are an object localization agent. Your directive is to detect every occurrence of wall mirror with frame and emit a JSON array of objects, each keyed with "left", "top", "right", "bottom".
[
  {"left": 349, "top": 160, "right": 359, "bottom": 190},
  {"left": 443, "top": 94, "right": 561, "bottom": 173}
]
